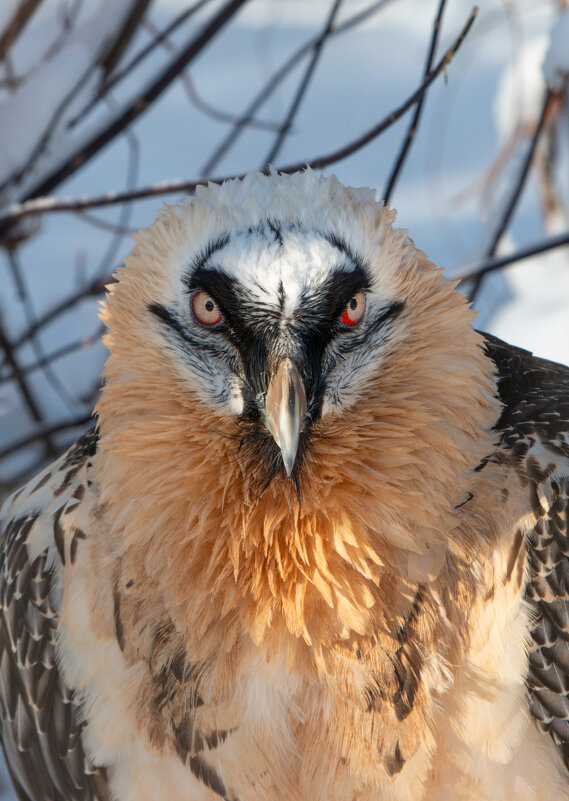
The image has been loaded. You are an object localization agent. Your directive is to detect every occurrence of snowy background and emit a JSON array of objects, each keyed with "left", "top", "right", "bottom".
[{"left": 0, "top": 0, "right": 568, "bottom": 792}]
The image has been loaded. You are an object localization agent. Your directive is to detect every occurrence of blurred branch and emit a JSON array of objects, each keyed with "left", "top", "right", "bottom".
[
  {"left": 6, "top": 248, "right": 78, "bottom": 412},
  {"left": 201, "top": 0, "right": 395, "bottom": 177},
  {"left": 0, "top": 0, "right": 251, "bottom": 243},
  {"left": 262, "top": 0, "right": 344, "bottom": 168},
  {"left": 141, "top": 16, "right": 282, "bottom": 131},
  {"left": 1, "top": 273, "right": 113, "bottom": 362},
  {"left": 0, "top": 66, "right": 95, "bottom": 193},
  {"left": 467, "top": 86, "right": 554, "bottom": 302},
  {"left": 383, "top": 0, "right": 447, "bottom": 204},
  {"left": 0, "top": 414, "right": 94, "bottom": 462},
  {"left": 73, "top": 211, "right": 133, "bottom": 236},
  {"left": 0, "top": 0, "right": 42, "bottom": 62},
  {"left": 98, "top": 0, "right": 153, "bottom": 80},
  {"left": 0, "top": 4, "right": 478, "bottom": 227},
  {"left": 0, "top": 313, "right": 55, "bottom": 455},
  {"left": 456, "top": 228, "right": 569, "bottom": 285},
  {"left": 72, "top": 0, "right": 214, "bottom": 125},
  {"left": 0, "top": 325, "right": 105, "bottom": 385},
  {"left": 43, "top": 0, "right": 84, "bottom": 63}
]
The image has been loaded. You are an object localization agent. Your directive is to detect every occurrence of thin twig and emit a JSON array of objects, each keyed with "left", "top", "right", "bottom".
[
  {"left": 73, "top": 211, "right": 133, "bottom": 236},
  {"left": 98, "top": 0, "right": 153, "bottom": 80},
  {"left": 0, "top": 415, "right": 94, "bottom": 461},
  {"left": 42, "top": 0, "right": 84, "bottom": 63},
  {"left": 456, "top": 227, "right": 569, "bottom": 285},
  {"left": 0, "top": 0, "right": 42, "bottom": 61},
  {"left": 0, "top": 63, "right": 96, "bottom": 194},
  {"left": 0, "top": 0, "right": 250, "bottom": 236},
  {"left": 70, "top": 0, "right": 214, "bottom": 127},
  {"left": 200, "top": 0, "right": 395, "bottom": 177},
  {"left": 468, "top": 86, "right": 553, "bottom": 302},
  {"left": 0, "top": 5, "right": 478, "bottom": 227},
  {"left": 6, "top": 249, "right": 78, "bottom": 413},
  {"left": 383, "top": 0, "right": 447, "bottom": 203},
  {"left": 1, "top": 274, "right": 112, "bottom": 363},
  {"left": 0, "top": 314, "right": 56, "bottom": 455},
  {"left": 141, "top": 16, "right": 282, "bottom": 132},
  {"left": 0, "top": 326, "right": 106, "bottom": 385},
  {"left": 262, "top": 0, "right": 344, "bottom": 168},
  {"left": 281, "top": 5, "right": 478, "bottom": 170}
]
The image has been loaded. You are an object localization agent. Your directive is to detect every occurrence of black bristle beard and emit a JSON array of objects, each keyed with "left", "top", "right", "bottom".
[{"left": 235, "top": 405, "right": 309, "bottom": 501}]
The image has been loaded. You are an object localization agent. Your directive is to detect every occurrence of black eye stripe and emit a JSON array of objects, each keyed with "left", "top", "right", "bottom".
[{"left": 334, "top": 301, "right": 405, "bottom": 354}]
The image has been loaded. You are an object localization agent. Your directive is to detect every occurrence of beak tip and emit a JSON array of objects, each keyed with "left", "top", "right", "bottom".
[{"left": 282, "top": 453, "right": 296, "bottom": 477}]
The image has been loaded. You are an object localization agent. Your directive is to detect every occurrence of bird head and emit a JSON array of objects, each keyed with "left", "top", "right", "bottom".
[
  {"left": 144, "top": 212, "right": 406, "bottom": 488},
  {"left": 95, "top": 171, "right": 499, "bottom": 652}
]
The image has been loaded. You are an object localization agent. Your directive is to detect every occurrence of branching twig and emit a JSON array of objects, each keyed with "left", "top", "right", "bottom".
[
  {"left": 200, "top": 0, "right": 395, "bottom": 177},
  {"left": 98, "top": 0, "right": 153, "bottom": 80},
  {"left": 280, "top": 5, "right": 478, "bottom": 171},
  {"left": 0, "top": 415, "right": 94, "bottom": 462},
  {"left": 1, "top": 274, "right": 112, "bottom": 363},
  {"left": 70, "top": 0, "right": 214, "bottom": 126},
  {"left": 0, "top": 314, "right": 55, "bottom": 455},
  {"left": 383, "top": 0, "right": 447, "bottom": 203},
  {"left": 468, "top": 87, "right": 554, "bottom": 302},
  {"left": 0, "top": 0, "right": 42, "bottom": 62},
  {"left": 0, "top": 325, "right": 105, "bottom": 385},
  {"left": 0, "top": 5, "right": 478, "bottom": 228},
  {"left": 141, "top": 16, "right": 282, "bottom": 132},
  {"left": 456, "top": 227, "right": 569, "bottom": 285},
  {"left": 262, "top": 0, "right": 344, "bottom": 168},
  {"left": 0, "top": 0, "right": 251, "bottom": 241}
]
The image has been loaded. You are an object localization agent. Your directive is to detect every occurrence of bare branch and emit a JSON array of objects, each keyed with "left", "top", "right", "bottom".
[
  {"left": 467, "top": 87, "right": 554, "bottom": 302},
  {"left": 71, "top": 0, "right": 214, "bottom": 125},
  {"left": 98, "top": 0, "right": 153, "bottom": 80},
  {"left": 0, "top": 325, "right": 105, "bottom": 385},
  {"left": 200, "top": 0, "right": 395, "bottom": 177},
  {"left": 383, "top": 0, "right": 447, "bottom": 204},
  {"left": 73, "top": 211, "right": 133, "bottom": 236},
  {"left": 0, "top": 0, "right": 42, "bottom": 62},
  {"left": 0, "top": 0, "right": 251, "bottom": 234},
  {"left": 0, "top": 312, "right": 56, "bottom": 455},
  {"left": 262, "top": 0, "right": 344, "bottom": 168},
  {"left": 281, "top": 5, "right": 478, "bottom": 171},
  {"left": 0, "top": 415, "right": 94, "bottom": 462},
  {"left": 456, "top": 228, "right": 569, "bottom": 285},
  {"left": 0, "top": 273, "right": 112, "bottom": 363},
  {"left": 141, "top": 16, "right": 282, "bottom": 132},
  {"left": 0, "top": 4, "right": 478, "bottom": 227}
]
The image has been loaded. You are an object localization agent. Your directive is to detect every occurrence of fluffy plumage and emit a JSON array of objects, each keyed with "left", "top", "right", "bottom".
[{"left": 1, "top": 170, "right": 569, "bottom": 801}]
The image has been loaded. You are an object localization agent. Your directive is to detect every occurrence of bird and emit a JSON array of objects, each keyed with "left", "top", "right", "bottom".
[{"left": 1, "top": 169, "right": 569, "bottom": 801}]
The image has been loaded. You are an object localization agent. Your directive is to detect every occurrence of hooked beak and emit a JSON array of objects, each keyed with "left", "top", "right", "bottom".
[{"left": 264, "top": 358, "right": 307, "bottom": 476}]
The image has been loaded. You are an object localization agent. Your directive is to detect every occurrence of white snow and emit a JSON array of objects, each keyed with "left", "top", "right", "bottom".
[
  {"left": 543, "top": 8, "right": 569, "bottom": 90},
  {"left": 494, "top": 35, "right": 548, "bottom": 145},
  {"left": 0, "top": 0, "right": 145, "bottom": 203}
]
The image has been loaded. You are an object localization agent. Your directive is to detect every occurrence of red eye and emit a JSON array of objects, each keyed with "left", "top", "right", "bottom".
[
  {"left": 192, "top": 291, "right": 222, "bottom": 327},
  {"left": 340, "top": 292, "right": 365, "bottom": 326}
]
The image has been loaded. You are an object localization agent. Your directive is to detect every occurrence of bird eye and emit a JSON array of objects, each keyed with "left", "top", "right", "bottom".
[
  {"left": 340, "top": 291, "right": 366, "bottom": 326},
  {"left": 192, "top": 291, "right": 223, "bottom": 327}
]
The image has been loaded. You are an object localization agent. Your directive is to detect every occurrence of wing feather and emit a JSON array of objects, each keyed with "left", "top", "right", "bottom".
[
  {"left": 484, "top": 333, "right": 569, "bottom": 772},
  {"left": 0, "top": 433, "right": 110, "bottom": 801}
]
